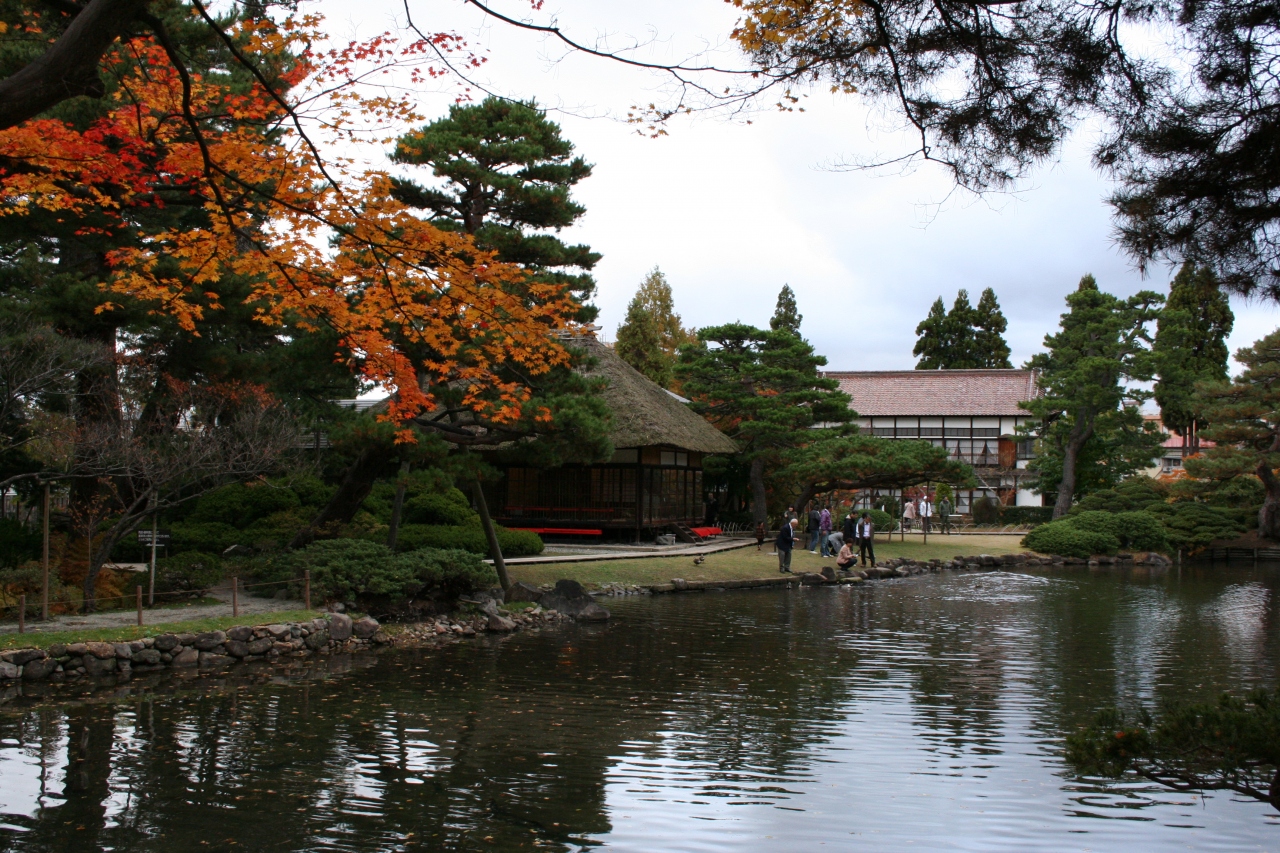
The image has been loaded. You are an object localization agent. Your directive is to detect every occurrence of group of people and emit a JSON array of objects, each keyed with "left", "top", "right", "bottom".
[
  {"left": 757, "top": 507, "right": 877, "bottom": 575},
  {"left": 900, "top": 495, "right": 953, "bottom": 534}
]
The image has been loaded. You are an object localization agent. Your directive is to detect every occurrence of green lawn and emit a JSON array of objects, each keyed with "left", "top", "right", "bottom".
[
  {"left": 0, "top": 609, "right": 321, "bottom": 652},
  {"left": 511, "top": 533, "right": 1029, "bottom": 588}
]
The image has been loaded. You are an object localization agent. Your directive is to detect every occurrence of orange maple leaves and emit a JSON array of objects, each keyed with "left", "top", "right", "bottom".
[{"left": 0, "top": 8, "right": 578, "bottom": 435}]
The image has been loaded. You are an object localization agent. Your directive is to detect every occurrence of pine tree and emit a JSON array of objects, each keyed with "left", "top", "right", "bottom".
[
  {"left": 770, "top": 284, "right": 803, "bottom": 335},
  {"left": 943, "top": 289, "right": 978, "bottom": 367},
  {"left": 677, "top": 324, "right": 852, "bottom": 525},
  {"left": 1153, "top": 263, "right": 1233, "bottom": 450},
  {"left": 1021, "top": 275, "right": 1164, "bottom": 518},
  {"left": 913, "top": 297, "right": 950, "bottom": 369},
  {"left": 972, "top": 288, "right": 1013, "bottom": 368},
  {"left": 391, "top": 97, "right": 601, "bottom": 320}
]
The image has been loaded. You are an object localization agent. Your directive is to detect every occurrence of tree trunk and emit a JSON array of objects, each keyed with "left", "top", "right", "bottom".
[
  {"left": 289, "top": 447, "right": 387, "bottom": 549},
  {"left": 470, "top": 478, "right": 509, "bottom": 591},
  {"left": 1256, "top": 460, "right": 1280, "bottom": 540},
  {"left": 1053, "top": 421, "right": 1094, "bottom": 519},
  {"left": 385, "top": 460, "right": 411, "bottom": 551},
  {"left": 749, "top": 456, "right": 768, "bottom": 526}
]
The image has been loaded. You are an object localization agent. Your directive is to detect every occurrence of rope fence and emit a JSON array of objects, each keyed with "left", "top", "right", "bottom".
[{"left": 0, "top": 571, "right": 312, "bottom": 634}]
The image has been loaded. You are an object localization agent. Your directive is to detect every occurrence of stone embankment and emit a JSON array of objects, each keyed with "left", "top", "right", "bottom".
[
  {"left": 0, "top": 598, "right": 583, "bottom": 685},
  {"left": 647, "top": 550, "right": 1173, "bottom": 594}
]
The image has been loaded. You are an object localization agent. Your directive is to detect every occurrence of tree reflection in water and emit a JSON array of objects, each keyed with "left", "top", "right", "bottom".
[{"left": 0, "top": 563, "right": 1277, "bottom": 852}]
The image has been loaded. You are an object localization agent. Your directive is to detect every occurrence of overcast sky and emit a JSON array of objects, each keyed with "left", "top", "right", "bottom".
[{"left": 328, "top": 0, "right": 1280, "bottom": 372}]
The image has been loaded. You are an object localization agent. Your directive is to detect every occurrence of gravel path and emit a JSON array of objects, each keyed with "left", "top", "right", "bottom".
[{"left": 0, "top": 580, "right": 306, "bottom": 636}]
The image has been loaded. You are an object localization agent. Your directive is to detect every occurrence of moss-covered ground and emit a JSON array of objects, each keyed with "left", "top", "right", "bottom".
[
  {"left": 0, "top": 609, "right": 320, "bottom": 651},
  {"left": 510, "top": 533, "right": 1029, "bottom": 588}
]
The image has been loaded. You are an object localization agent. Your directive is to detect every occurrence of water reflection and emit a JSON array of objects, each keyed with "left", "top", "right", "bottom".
[{"left": 1, "top": 564, "right": 1278, "bottom": 852}]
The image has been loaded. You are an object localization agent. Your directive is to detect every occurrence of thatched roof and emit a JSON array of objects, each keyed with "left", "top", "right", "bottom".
[{"left": 577, "top": 337, "right": 738, "bottom": 454}]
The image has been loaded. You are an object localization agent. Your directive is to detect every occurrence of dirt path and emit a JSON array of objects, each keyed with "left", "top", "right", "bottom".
[{"left": 0, "top": 580, "right": 304, "bottom": 636}]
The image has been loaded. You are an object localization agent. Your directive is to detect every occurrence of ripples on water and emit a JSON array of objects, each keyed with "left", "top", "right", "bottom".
[{"left": 1, "top": 565, "right": 1278, "bottom": 852}]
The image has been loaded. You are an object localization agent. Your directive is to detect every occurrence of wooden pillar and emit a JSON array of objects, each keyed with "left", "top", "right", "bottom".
[{"left": 41, "top": 484, "right": 49, "bottom": 622}]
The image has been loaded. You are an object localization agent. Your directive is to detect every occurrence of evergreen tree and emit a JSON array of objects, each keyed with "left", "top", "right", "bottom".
[
  {"left": 676, "top": 324, "right": 852, "bottom": 525},
  {"left": 614, "top": 266, "right": 695, "bottom": 388},
  {"left": 1187, "top": 330, "right": 1280, "bottom": 539},
  {"left": 391, "top": 97, "right": 601, "bottom": 320},
  {"left": 1021, "top": 275, "right": 1164, "bottom": 518},
  {"left": 915, "top": 287, "right": 1012, "bottom": 368},
  {"left": 913, "top": 297, "right": 950, "bottom": 369},
  {"left": 972, "top": 288, "right": 1013, "bottom": 368},
  {"left": 1153, "top": 263, "right": 1233, "bottom": 450},
  {"left": 770, "top": 284, "right": 803, "bottom": 335}
]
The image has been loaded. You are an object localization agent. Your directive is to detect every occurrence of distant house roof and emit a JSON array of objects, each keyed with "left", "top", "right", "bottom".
[
  {"left": 823, "top": 369, "right": 1041, "bottom": 417},
  {"left": 1143, "top": 415, "right": 1215, "bottom": 451},
  {"left": 578, "top": 337, "right": 738, "bottom": 454}
]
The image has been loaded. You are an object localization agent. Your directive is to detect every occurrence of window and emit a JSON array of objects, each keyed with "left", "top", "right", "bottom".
[{"left": 659, "top": 450, "right": 689, "bottom": 467}]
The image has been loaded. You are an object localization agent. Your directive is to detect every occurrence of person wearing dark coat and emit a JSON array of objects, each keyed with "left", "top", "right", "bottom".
[
  {"left": 806, "top": 507, "right": 822, "bottom": 552},
  {"left": 776, "top": 518, "right": 797, "bottom": 573},
  {"left": 842, "top": 512, "right": 857, "bottom": 545},
  {"left": 857, "top": 513, "right": 876, "bottom": 567}
]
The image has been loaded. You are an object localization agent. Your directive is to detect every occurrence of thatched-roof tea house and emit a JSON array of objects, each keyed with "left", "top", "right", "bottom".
[{"left": 484, "top": 337, "right": 737, "bottom": 537}]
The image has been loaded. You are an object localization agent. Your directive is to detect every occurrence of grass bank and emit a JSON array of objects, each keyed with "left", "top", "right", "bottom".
[
  {"left": 510, "top": 533, "right": 1030, "bottom": 588},
  {"left": 0, "top": 609, "right": 320, "bottom": 652}
]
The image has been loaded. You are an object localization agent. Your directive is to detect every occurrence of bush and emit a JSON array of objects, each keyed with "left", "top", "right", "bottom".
[
  {"left": 0, "top": 518, "right": 41, "bottom": 570},
  {"left": 169, "top": 521, "right": 240, "bottom": 555},
  {"left": 999, "top": 506, "right": 1054, "bottom": 526},
  {"left": 1148, "top": 502, "right": 1246, "bottom": 552},
  {"left": 394, "top": 523, "right": 543, "bottom": 557},
  {"left": 154, "top": 551, "right": 223, "bottom": 598},
  {"left": 863, "top": 508, "right": 897, "bottom": 534},
  {"left": 971, "top": 497, "right": 1001, "bottom": 525},
  {"left": 286, "top": 539, "right": 421, "bottom": 605},
  {"left": 1071, "top": 478, "right": 1167, "bottom": 514},
  {"left": 1023, "top": 521, "right": 1121, "bottom": 558},
  {"left": 1068, "top": 510, "right": 1169, "bottom": 551},
  {"left": 187, "top": 481, "right": 300, "bottom": 527},
  {"left": 395, "top": 547, "right": 496, "bottom": 598},
  {"left": 402, "top": 488, "right": 479, "bottom": 526}
]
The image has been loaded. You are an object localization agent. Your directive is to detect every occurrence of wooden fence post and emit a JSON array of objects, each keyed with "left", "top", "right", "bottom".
[
  {"left": 18, "top": 594, "right": 24, "bottom": 634},
  {"left": 136, "top": 586, "right": 143, "bottom": 627},
  {"left": 41, "top": 484, "right": 49, "bottom": 622},
  {"left": 232, "top": 576, "right": 239, "bottom": 617},
  {"left": 304, "top": 570, "right": 311, "bottom": 611}
]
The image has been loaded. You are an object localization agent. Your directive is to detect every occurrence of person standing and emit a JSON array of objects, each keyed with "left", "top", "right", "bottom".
[
  {"left": 902, "top": 497, "right": 917, "bottom": 532},
  {"left": 807, "top": 506, "right": 822, "bottom": 553},
  {"left": 755, "top": 520, "right": 767, "bottom": 550},
  {"left": 842, "top": 510, "right": 857, "bottom": 548},
  {"left": 777, "top": 517, "right": 797, "bottom": 573},
  {"left": 921, "top": 497, "right": 933, "bottom": 534},
  {"left": 938, "top": 495, "right": 953, "bottom": 534},
  {"left": 819, "top": 506, "right": 834, "bottom": 557},
  {"left": 857, "top": 512, "right": 876, "bottom": 567}
]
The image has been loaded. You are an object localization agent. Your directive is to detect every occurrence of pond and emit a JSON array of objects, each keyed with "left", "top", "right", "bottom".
[{"left": 1, "top": 564, "right": 1278, "bottom": 852}]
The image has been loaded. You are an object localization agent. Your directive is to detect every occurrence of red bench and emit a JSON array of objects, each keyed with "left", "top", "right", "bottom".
[
  {"left": 511, "top": 527, "right": 603, "bottom": 536},
  {"left": 690, "top": 526, "right": 722, "bottom": 538}
]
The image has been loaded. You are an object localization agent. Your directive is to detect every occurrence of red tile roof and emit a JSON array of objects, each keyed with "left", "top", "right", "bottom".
[{"left": 823, "top": 369, "right": 1041, "bottom": 417}]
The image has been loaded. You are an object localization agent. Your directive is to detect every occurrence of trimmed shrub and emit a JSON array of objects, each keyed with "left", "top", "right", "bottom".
[
  {"left": 999, "top": 506, "right": 1054, "bottom": 526},
  {"left": 1022, "top": 521, "right": 1120, "bottom": 558},
  {"left": 169, "top": 521, "right": 240, "bottom": 555},
  {"left": 863, "top": 508, "right": 898, "bottom": 534},
  {"left": 286, "top": 539, "right": 420, "bottom": 605},
  {"left": 395, "top": 547, "right": 496, "bottom": 599},
  {"left": 154, "top": 551, "right": 223, "bottom": 598},
  {"left": 394, "top": 523, "right": 543, "bottom": 557},
  {"left": 1070, "top": 478, "right": 1166, "bottom": 514},
  {"left": 1068, "top": 510, "right": 1169, "bottom": 551},
  {"left": 1148, "top": 502, "right": 1246, "bottom": 552},
  {"left": 187, "top": 481, "right": 300, "bottom": 527},
  {"left": 402, "top": 488, "right": 479, "bottom": 526},
  {"left": 971, "top": 497, "right": 1001, "bottom": 525}
]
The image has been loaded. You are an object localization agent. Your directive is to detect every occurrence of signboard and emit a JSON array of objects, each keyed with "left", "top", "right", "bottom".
[{"left": 137, "top": 529, "right": 171, "bottom": 545}]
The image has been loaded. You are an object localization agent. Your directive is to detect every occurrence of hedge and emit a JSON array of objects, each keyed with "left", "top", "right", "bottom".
[
  {"left": 1022, "top": 521, "right": 1121, "bottom": 558},
  {"left": 154, "top": 551, "right": 224, "bottom": 598},
  {"left": 393, "top": 523, "right": 543, "bottom": 557},
  {"left": 999, "top": 506, "right": 1054, "bottom": 526}
]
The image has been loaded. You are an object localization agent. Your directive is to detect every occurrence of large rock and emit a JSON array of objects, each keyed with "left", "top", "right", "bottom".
[
  {"left": 352, "top": 617, "right": 380, "bottom": 640},
  {"left": 800, "top": 572, "right": 827, "bottom": 585},
  {"left": 1, "top": 648, "right": 45, "bottom": 666},
  {"left": 224, "top": 640, "right": 250, "bottom": 658},
  {"left": 198, "top": 652, "right": 232, "bottom": 667},
  {"left": 504, "top": 582, "right": 542, "bottom": 603},
  {"left": 153, "top": 633, "right": 180, "bottom": 652},
  {"left": 132, "top": 649, "right": 162, "bottom": 666},
  {"left": 819, "top": 566, "right": 837, "bottom": 582},
  {"left": 83, "top": 655, "right": 116, "bottom": 676},
  {"left": 22, "top": 658, "right": 57, "bottom": 681},
  {"left": 265, "top": 624, "right": 291, "bottom": 640},
  {"left": 540, "top": 579, "right": 601, "bottom": 618},
  {"left": 112, "top": 643, "right": 133, "bottom": 660},
  {"left": 487, "top": 614, "right": 517, "bottom": 632},
  {"left": 0, "top": 661, "right": 19, "bottom": 680},
  {"left": 171, "top": 648, "right": 199, "bottom": 668},
  {"left": 246, "top": 637, "right": 273, "bottom": 655},
  {"left": 227, "top": 625, "right": 254, "bottom": 642},
  {"left": 328, "top": 612, "right": 353, "bottom": 642},
  {"left": 304, "top": 629, "right": 329, "bottom": 650},
  {"left": 575, "top": 602, "right": 610, "bottom": 622},
  {"left": 553, "top": 579, "right": 587, "bottom": 598},
  {"left": 194, "top": 631, "right": 226, "bottom": 651},
  {"left": 84, "top": 642, "right": 116, "bottom": 660}
]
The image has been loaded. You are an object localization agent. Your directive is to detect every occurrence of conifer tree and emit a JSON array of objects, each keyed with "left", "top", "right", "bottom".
[
  {"left": 615, "top": 267, "right": 693, "bottom": 387},
  {"left": 943, "top": 289, "right": 978, "bottom": 367},
  {"left": 391, "top": 97, "right": 601, "bottom": 320},
  {"left": 1021, "top": 275, "right": 1164, "bottom": 518},
  {"left": 770, "top": 284, "right": 803, "bottom": 335},
  {"left": 972, "top": 288, "right": 1013, "bottom": 368},
  {"left": 1153, "top": 263, "right": 1233, "bottom": 450},
  {"left": 913, "top": 297, "right": 951, "bottom": 369}
]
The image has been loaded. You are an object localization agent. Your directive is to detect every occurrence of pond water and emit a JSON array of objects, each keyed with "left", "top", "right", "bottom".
[{"left": 1, "top": 564, "right": 1278, "bottom": 852}]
